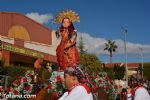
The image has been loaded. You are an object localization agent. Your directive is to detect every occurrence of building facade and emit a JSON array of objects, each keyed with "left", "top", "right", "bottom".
[{"left": 0, "top": 12, "right": 59, "bottom": 67}]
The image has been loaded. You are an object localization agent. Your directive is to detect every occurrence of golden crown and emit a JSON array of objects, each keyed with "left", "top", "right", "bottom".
[{"left": 53, "top": 10, "right": 80, "bottom": 24}]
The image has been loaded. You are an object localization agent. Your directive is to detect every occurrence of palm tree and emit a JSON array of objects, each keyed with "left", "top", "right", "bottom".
[{"left": 104, "top": 40, "right": 118, "bottom": 67}]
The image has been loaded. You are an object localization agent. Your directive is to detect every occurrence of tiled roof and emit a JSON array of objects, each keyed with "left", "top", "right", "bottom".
[{"left": 103, "top": 62, "right": 140, "bottom": 68}]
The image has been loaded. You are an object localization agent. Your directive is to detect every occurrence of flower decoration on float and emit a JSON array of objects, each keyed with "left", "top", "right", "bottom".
[
  {"left": 47, "top": 75, "right": 64, "bottom": 98},
  {"left": 94, "top": 72, "right": 118, "bottom": 100},
  {"left": 6, "top": 70, "right": 34, "bottom": 95}
]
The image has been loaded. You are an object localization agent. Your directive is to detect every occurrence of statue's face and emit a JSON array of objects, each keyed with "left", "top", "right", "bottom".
[{"left": 62, "top": 18, "right": 71, "bottom": 28}]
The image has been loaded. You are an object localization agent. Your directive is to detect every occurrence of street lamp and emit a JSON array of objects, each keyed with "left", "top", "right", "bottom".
[
  {"left": 121, "top": 26, "right": 128, "bottom": 86},
  {"left": 139, "top": 47, "right": 144, "bottom": 78}
]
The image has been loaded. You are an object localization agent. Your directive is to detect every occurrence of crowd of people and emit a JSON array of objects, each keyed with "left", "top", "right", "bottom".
[{"left": 119, "top": 74, "right": 150, "bottom": 100}]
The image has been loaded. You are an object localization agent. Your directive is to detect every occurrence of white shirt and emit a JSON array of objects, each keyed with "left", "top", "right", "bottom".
[
  {"left": 59, "top": 85, "right": 93, "bottom": 100},
  {"left": 134, "top": 87, "right": 150, "bottom": 100}
]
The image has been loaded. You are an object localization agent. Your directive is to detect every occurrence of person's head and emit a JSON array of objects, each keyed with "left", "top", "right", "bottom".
[
  {"left": 130, "top": 74, "right": 143, "bottom": 88},
  {"left": 60, "top": 18, "right": 75, "bottom": 33},
  {"left": 64, "top": 67, "right": 83, "bottom": 89}
]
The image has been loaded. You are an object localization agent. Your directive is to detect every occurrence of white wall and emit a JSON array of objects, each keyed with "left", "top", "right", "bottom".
[
  {"left": 1, "top": 30, "right": 60, "bottom": 56},
  {"left": 24, "top": 30, "right": 60, "bottom": 56},
  {"left": 0, "top": 35, "right": 14, "bottom": 44}
]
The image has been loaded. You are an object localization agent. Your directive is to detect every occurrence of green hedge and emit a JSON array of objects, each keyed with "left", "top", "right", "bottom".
[
  {"left": 4, "top": 65, "right": 33, "bottom": 86},
  {"left": 143, "top": 62, "right": 150, "bottom": 81},
  {"left": 102, "top": 67, "right": 115, "bottom": 80},
  {"left": 0, "top": 61, "right": 51, "bottom": 86}
]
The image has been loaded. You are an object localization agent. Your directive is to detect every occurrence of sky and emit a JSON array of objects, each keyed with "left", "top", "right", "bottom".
[{"left": 0, "top": 0, "right": 150, "bottom": 63}]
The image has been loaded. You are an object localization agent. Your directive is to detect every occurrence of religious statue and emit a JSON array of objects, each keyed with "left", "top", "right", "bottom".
[{"left": 53, "top": 10, "right": 80, "bottom": 70}]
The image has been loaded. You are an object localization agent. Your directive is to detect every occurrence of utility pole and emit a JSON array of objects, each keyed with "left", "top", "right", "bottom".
[
  {"left": 121, "top": 26, "right": 128, "bottom": 86},
  {"left": 139, "top": 47, "right": 144, "bottom": 78}
]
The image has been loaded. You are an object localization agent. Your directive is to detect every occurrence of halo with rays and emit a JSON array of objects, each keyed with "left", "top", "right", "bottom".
[{"left": 53, "top": 10, "right": 80, "bottom": 24}]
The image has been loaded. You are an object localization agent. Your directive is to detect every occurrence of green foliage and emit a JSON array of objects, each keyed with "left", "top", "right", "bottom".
[
  {"left": 94, "top": 72, "right": 117, "bottom": 100},
  {"left": 140, "top": 62, "right": 150, "bottom": 81},
  {"left": 102, "top": 67, "right": 115, "bottom": 80},
  {"left": 114, "top": 65, "right": 125, "bottom": 80},
  {"left": 104, "top": 40, "right": 118, "bottom": 54},
  {"left": 5, "top": 65, "right": 32, "bottom": 77},
  {"left": 0, "top": 62, "right": 51, "bottom": 86},
  {"left": 104, "top": 40, "right": 118, "bottom": 67},
  {"left": 102, "top": 65, "right": 125, "bottom": 80},
  {"left": 4, "top": 65, "right": 32, "bottom": 85},
  {"left": 0, "top": 59, "right": 5, "bottom": 67},
  {"left": 78, "top": 35, "right": 87, "bottom": 54},
  {"left": 0, "top": 59, "right": 5, "bottom": 75},
  {"left": 77, "top": 36, "right": 102, "bottom": 76},
  {"left": 79, "top": 53, "right": 102, "bottom": 76}
]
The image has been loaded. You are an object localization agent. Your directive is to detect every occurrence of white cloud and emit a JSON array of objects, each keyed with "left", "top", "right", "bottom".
[
  {"left": 77, "top": 32, "right": 150, "bottom": 55},
  {"left": 26, "top": 12, "right": 53, "bottom": 24},
  {"left": 77, "top": 33, "right": 106, "bottom": 55}
]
